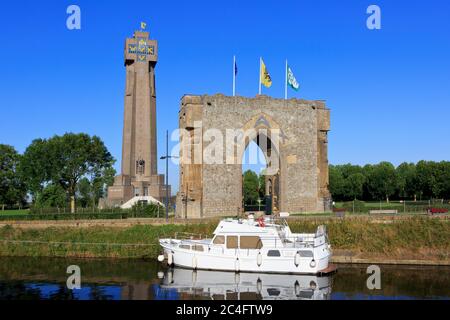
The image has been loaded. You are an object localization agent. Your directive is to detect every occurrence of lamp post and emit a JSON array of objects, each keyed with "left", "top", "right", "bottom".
[
  {"left": 160, "top": 130, "right": 178, "bottom": 222},
  {"left": 257, "top": 198, "right": 262, "bottom": 212}
]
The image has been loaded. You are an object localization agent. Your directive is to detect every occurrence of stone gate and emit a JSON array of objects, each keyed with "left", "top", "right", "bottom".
[{"left": 176, "top": 94, "right": 331, "bottom": 218}]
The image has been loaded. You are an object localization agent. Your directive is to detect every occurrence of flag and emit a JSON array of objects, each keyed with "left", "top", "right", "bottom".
[
  {"left": 260, "top": 58, "right": 272, "bottom": 88},
  {"left": 287, "top": 65, "right": 299, "bottom": 91},
  {"left": 141, "top": 22, "right": 147, "bottom": 30},
  {"left": 233, "top": 56, "right": 237, "bottom": 96}
]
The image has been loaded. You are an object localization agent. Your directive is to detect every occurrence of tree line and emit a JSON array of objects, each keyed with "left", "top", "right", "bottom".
[
  {"left": 2, "top": 134, "right": 450, "bottom": 211},
  {"left": 329, "top": 161, "right": 450, "bottom": 202},
  {"left": 0, "top": 133, "right": 115, "bottom": 212}
]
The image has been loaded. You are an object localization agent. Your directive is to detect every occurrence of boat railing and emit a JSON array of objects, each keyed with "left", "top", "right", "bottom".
[
  {"left": 264, "top": 235, "right": 321, "bottom": 249},
  {"left": 174, "top": 232, "right": 204, "bottom": 240}
]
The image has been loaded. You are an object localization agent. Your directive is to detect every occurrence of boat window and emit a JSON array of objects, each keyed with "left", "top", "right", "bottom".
[
  {"left": 192, "top": 245, "right": 204, "bottom": 252},
  {"left": 213, "top": 235, "right": 225, "bottom": 245},
  {"left": 267, "top": 288, "right": 281, "bottom": 296},
  {"left": 179, "top": 244, "right": 190, "bottom": 250},
  {"left": 226, "top": 236, "right": 238, "bottom": 249},
  {"left": 240, "top": 236, "right": 263, "bottom": 249},
  {"left": 298, "top": 290, "right": 314, "bottom": 299},
  {"left": 267, "top": 250, "right": 281, "bottom": 257},
  {"left": 298, "top": 250, "right": 314, "bottom": 257}
]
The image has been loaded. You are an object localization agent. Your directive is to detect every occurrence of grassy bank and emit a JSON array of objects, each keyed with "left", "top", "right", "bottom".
[
  {"left": 0, "top": 209, "right": 29, "bottom": 216},
  {"left": 0, "top": 217, "right": 448, "bottom": 262}
]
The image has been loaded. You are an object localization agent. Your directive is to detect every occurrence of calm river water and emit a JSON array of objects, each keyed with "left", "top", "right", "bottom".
[{"left": 0, "top": 257, "right": 448, "bottom": 300}]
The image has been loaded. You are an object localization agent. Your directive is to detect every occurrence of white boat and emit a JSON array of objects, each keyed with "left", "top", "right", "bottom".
[
  {"left": 158, "top": 267, "right": 332, "bottom": 300},
  {"left": 158, "top": 215, "right": 335, "bottom": 275}
]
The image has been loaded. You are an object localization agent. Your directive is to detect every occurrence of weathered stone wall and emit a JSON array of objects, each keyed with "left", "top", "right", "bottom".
[{"left": 176, "top": 94, "right": 330, "bottom": 218}]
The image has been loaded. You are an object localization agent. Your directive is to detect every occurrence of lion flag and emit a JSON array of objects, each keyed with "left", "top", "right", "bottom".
[{"left": 260, "top": 58, "right": 272, "bottom": 88}]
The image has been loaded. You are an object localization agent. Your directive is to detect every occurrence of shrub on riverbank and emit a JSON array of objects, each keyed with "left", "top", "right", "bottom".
[
  {"left": 287, "top": 218, "right": 450, "bottom": 259},
  {"left": 0, "top": 203, "right": 166, "bottom": 221}
]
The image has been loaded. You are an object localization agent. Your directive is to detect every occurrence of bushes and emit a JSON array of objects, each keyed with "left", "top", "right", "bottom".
[
  {"left": 29, "top": 206, "right": 123, "bottom": 214},
  {"left": 0, "top": 202, "right": 165, "bottom": 220},
  {"left": 0, "top": 212, "right": 128, "bottom": 221},
  {"left": 288, "top": 217, "right": 450, "bottom": 258},
  {"left": 130, "top": 202, "right": 165, "bottom": 218},
  {"left": 338, "top": 200, "right": 367, "bottom": 213},
  {"left": 330, "top": 161, "right": 450, "bottom": 202},
  {"left": 334, "top": 200, "right": 450, "bottom": 214}
]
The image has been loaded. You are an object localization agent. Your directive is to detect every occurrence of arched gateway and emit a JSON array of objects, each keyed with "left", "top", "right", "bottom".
[{"left": 176, "top": 94, "right": 331, "bottom": 218}]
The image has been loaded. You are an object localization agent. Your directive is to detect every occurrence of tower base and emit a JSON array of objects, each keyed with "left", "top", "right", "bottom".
[{"left": 101, "top": 174, "right": 170, "bottom": 208}]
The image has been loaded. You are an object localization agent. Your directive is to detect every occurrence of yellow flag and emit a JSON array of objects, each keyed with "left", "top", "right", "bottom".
[
  {"left": 141, "top": 22, "right": 147, "bottom": 30},
  {"left": 260, "top": 58, "right": 272, "bottom": 88}
]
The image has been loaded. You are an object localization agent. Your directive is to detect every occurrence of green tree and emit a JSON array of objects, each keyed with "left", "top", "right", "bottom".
[
  {"left": 20, "top": 133, "right": 115, "bottom": 213},
  {"left": 0, "top": 144, "right": 27, "bottom": 207},
  {"left": 439, "top": 161, "right": 450, "bottom": 199},
  {"left": 258, "top": 171, "right": 266, "bottom": 199},
  {"left": 77, "top": 177, "right": 93, "bottom": 208},
  {"left": 35, "top": 184, "right": 67, "bottom": 209},
  {"left": 243, "top": 170, "right": 259, "bottom": 205},
  {"left": 329, "top": 165, "right": 346, "bottom": 201},
  {"left": 329, "top": 164, "right": 365, "bottom": 201},
  {"left": 433, "top": 161, "right": 450, "bottom": 199},
  {"left": 416, "top": 160, "right": 437, "bottom": 199},
  {"left": 339, "top": 163, "right": 364, "bottom": 177},
  {"left": 92, "top": 166, "right": 116, "bottom": 205},
  {"left": 77, "top": 167, "right": 116, "bottom": 208},
  {"left": 344, "top": 173, "right": 366, "bottom": 200},
  {"left": 417, "top": 161, "right": 450, "bottom": 200},
  {"left": 396, "top": 162, "right": 418, "bottom": 200},
  {"left": 19, "top": 138, "right": 53, "bottom": 200},
  {"left": 366, "top": 162, "right": 397, "bottom": 202}
]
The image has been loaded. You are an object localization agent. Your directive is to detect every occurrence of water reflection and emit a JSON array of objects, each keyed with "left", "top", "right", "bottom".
[
  {"left": 159, "top": 268, "right": 332, "bottom": 300},
  {"left": 0, "top": 257, "right": 449, "bottom": 300}
]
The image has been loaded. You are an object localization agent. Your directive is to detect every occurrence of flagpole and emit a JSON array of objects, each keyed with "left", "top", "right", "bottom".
[
  {"left": 233, "top": 55, "right": 236, "bottom": 97},
  {"left": 259, "top": 57, "right": 262, "bottom": 95},
  {"left": 285, "top": 59, "right": 288, "bottom": 100}
]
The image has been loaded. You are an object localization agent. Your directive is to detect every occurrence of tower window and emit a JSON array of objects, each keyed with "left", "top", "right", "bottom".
[{"left": 136, "top": 159, "right": 145, "bottom": 175}]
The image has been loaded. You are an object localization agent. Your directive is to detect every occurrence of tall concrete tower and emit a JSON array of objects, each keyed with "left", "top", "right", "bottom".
[{"left": 107, "top": 28, "right": 169, "bottom": 206}]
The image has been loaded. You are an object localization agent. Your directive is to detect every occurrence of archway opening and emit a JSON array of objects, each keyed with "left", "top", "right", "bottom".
[{"left": 241, "top": 133, "right": 280, "bottom": 215}]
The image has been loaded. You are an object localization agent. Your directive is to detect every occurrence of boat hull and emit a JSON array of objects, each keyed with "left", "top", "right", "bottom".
[{"left": 160, "top": 240, "right": 332, "bottom": 275}]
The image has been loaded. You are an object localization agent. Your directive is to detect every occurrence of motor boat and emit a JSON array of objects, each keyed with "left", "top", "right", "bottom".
[{"left": 158, "top": 214, "right": 335, "bottom": 275}]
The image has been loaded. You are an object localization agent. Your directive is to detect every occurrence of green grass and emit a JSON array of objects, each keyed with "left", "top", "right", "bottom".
[
  {"left": 334, "top": 200, "right": 450, "bottom": 214},
  {"left": 0, "top": 217, "right": 448, "bottom": 261},
  {"left": 0, "top": 223, "right": 216, "bottom": 259},
  {"left": 0, "top": 209, "right": 29, "bottom": 216},
  {"left": 335, "top": 201, "right": 403, "bottom": 208}
]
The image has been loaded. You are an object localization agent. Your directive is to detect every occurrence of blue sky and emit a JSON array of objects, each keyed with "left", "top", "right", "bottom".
[{"left": 0, "top": 0, "right": 449, "bottom": 193}]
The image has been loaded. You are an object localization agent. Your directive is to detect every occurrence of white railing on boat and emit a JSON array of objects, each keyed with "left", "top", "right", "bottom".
[{"left": 174, "top": 232, "right": 204, "bottom": 240}]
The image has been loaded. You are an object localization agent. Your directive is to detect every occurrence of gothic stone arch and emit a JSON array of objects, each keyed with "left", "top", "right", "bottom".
[{"left": 176, "top": 94, "right": 331, "bottom": 218}]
